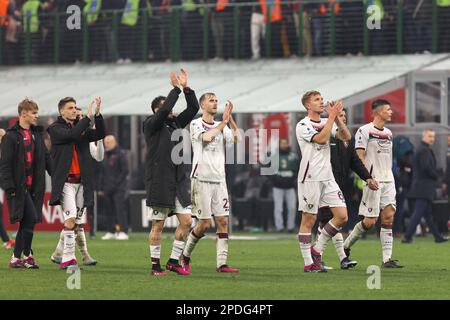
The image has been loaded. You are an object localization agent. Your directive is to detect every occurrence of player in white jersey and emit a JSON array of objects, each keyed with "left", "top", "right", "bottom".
[
  {"left": 181, "top": 93, "right": 240, "bottom": 274},
  {"left": 296, "top": 90, "right": 352, "bottom": 272},
  {"left": 343, "top": 99, "right": 403, "bottom": 268}
]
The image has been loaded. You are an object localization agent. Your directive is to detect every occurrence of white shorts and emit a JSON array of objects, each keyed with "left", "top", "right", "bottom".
[
  {"left": 298, "top": 180, "right": 346, "bottom": 214},
  {"left": 149, "top": 197, "right": 192, "bottom": 221},
  {"left": 359, "top": 182, "right": 396, "bottom": 217},
  {"left": 192, "top": 179, "right": 230, "bottom": 219},
  {"left": 60, "top": 183, "right": 86, "bottom": 224}
]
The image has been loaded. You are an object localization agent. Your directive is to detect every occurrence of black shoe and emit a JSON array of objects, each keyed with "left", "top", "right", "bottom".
[
  {"left": 435, "top": 237, "right": 449, "bottom": 243},
  {"left": 382, "top": 259, "right": 404, "bottom": 268},
  {"left": 401, "top": 237, "right": 412, "bottom": 244},
  {"left": 344, "top": 247, "right": 351, "bottom": 259},
  {"left": 340, "top": 257, "right": 358, "bottom": 269}
]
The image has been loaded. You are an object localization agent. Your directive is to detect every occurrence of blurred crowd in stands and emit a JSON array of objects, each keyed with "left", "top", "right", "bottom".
[{"left": 1, "top": 0, "right": 450, "bottom": 65}]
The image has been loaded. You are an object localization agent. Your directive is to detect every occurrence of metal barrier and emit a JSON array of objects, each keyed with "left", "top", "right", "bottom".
[{"left": 0, "top": 0, "right": 449, "bottom": 66}]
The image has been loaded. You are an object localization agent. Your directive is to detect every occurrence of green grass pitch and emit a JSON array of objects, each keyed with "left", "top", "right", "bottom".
[{"left": 0, "top": 232, "right": 449, "bottom": 300}]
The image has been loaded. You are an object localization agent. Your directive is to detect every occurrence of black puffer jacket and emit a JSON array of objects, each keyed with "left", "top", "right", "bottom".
[
  {"left": 408, "top": 141, "right": 439, "bottom": 201},
  {"left": 143, "top": 86, "right": 199, "bottom": 209},
  {"left": 0, "top": 123, "right": 51, "bottom": 224},
  {"left": 47, "top": 115, "right": 105, "bottom": 207}
]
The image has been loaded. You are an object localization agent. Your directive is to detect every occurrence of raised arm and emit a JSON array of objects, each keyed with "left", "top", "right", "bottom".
[
  {"left": 227, "top": 101, "right": 241, "bottom": 143},
  {"left": 176, "top": 69, "right": 200, "bottom": 128},
  {"left": 311, "top": 101, "right": 342, "bottom": 145},
  {"left": 202, "top": 103, "right": 232, "bottom": 143},
  {"left": 145, "top": 76, "right": 182, "bottom": 135},
  {"left": 85, "top": 97, "right": 106, "bottom": 142},
  {"left": 334, "top": 101, "right": 351, "bottom": 141}
]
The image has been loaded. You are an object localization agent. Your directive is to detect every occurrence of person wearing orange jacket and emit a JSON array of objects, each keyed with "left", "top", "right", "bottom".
[{"left": 0, "top": 0, "right": 10, "bottom": 62}]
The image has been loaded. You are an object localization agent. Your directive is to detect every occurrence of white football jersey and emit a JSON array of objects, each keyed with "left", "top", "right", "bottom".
[
  {"left": 355, "top": 122, "right": 394, "bottom": 182},
  {"left": 296, "top": 116, "right": 338, "bottom": 182},
  {"left": 190, "top": 118, "right": 234, "bottom": 183}
]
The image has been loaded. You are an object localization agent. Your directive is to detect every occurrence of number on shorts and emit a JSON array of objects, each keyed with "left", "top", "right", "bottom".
[{"left": 223, "top": 199, "right": 229, "bottom": 209}]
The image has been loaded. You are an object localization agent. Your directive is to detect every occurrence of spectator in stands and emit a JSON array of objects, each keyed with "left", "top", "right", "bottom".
[
  {"left": 292, "top": 1, "right": 312, "bottom": 57},
  {"left": 0, "top": 0, "right": 9, "bottom": 60},
  {"left": 148, "top": 0, "right": 171, "bottom": 61},
  {"left": 40, "top": 0, "right": 56, "bottom": 63},
  {"left": 58, "top": 0, "right": 84, "bottom": 63},
  {"left": 336, "top": 0, "right": 363, "bottom": 55},
  {"left": 98, "top": 135, "right": 130, "bottom": 240},
  {"left": 84, "top": 0, "right": 122, "bottom": 63},
  {"left": 281, "top": 0, "right": 297, "bottom": 57},
  {"left": 237, "top": 0, "right": 252, "bottom": 58},
  {"left": 250, "top": 0, "right": 264, "bottom": 59},
  {"left": 366, "top": 0, "right": 396, "bottom": 55},
  {"left": 437, "top": 0, "right": 450, "bottom": 52},
  {"left": 404, "top": 0, "right": 432, "bottom": 54},
  {"left": 305, "top": 1, "right": 325, "bottom": 56},
  {"left": 402, "top": 129, "right": 448, "bottom": 244},
  {"left": 173, "top": 0, "right": 202, "bottom": 60},
  {"left": 21, "top": 0, "right": 43, "bottom": 63},
  {"left": 118, "top": 0, "right": 147, "bottom": 63},
  {"left": 210, "top": 0, "right": 234, "bottom": 60},
  {"left": 1, "top": 0, "right": 21, "bottom": 65},
  {"left": 271, "top": 138, "right": 299, "bottom": 232}
]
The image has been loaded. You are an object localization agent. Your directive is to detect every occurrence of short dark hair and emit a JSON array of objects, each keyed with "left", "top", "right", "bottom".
[
  {"left": 301, "top": 90, "right": 321, "bottom": 107},
  {"left": 371, "top": 99, "right": 390, "bottom": 111},
  {"left": 151, "top": 96, "right": 166, "bottom": 113},
  {"left": 18, "top": 98, "right": 38, "bottom": 115},
  {"left": 199, "top": 92, "right": 216, "bottom": 105},
  {"left": 58, "top": 97, "right": 76, "bottom": 112}
]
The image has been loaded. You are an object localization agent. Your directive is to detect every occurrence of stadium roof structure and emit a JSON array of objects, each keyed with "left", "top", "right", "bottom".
[{"left": 0, "top": 54, "right": 448, "bottom": 117}]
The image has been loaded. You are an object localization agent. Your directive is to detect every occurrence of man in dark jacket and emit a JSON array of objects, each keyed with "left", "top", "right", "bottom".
[
  {"left": 271, "top": 138, "right": 299, "bottom": 232},
  {"left": 98, "top": 134, "right": 129, "bottom": 240},
  {"left": 47, "top": 96, "right": 105, "bottom": 269},
  {"left": 0, "top": 128, "right": 15, "bottom": 250},
  {"left": 316, "top": 109, "right": 378, "bottom": 269},
  {"left": 0, "top": 98, "right": 51, "bottom": 269},
  {"left": 402, "top": 129, "right": 448, "bottom": 243},
  {"left": 144, "top": 68, "right": 199, "bottom": 276}
]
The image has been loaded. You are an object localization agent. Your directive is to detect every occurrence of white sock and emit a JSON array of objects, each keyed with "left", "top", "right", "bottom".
[
  {"left": 170, "top": 240, "right": 185, "bottom": 261},
  {"left": 380, "top": 226, "right": 393, "bottom": 263},
  {"left": 150, "top": 245, "right": 161, "bottom": 265},
  {"left": 332, "top": 233, "right": 347, "bottom": 262},
  {"left": 316, "top": 226, "right": 329, "bottom": 252},
  {"left": 76, "top": 226, "right": 91, "bottom": 261},
  {"left": 216, "top": 233, "right": 229, "bottom": 268},
  {"left": 313, "top": 221, "right": 340, "bottom": 254},
  {"left": 62, "top": 229, "right": 76, "bottom": 263},
  {"left": 298, "top": 233, "right": 313, "bottom": 266},
  {"left": 183, "top": 230, "right": 202, "bottom": 258},
  {"left": 344, "top": 221, "right": 368, "bottom": 249},
  {"left": 54, "top": 229, "right": 64, "bottom": 256}
]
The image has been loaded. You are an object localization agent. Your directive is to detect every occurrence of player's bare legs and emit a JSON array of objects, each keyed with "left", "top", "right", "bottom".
[
  {"left": 312, "top": 207, "right": 348, "bottom": 258},
  {"left": 61, "top": 217, "right": 77, "bottom": 269},
  {"left": 52, "top": 224, "right": 96, "bottom": 265},
  {"left": 181, "top": 218, "right": 209, "bottom": 274},
  {"left": 379, "top": 205, "right": 396, "bottom": 266},
  {"left": 344, "top": 204, "right": 401, "bottom": 267},
  {"left": 165, "top": 213, "right": 192, "bottom": 275},
  {"left": 149, "top": 220, "right": 166, "bottom": 275},
  {"left": 298, "top": 213, "right": 318, "bottom": 270},
  {"left": 214, "top": 215, "right": 239, "bottom": 272}
]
